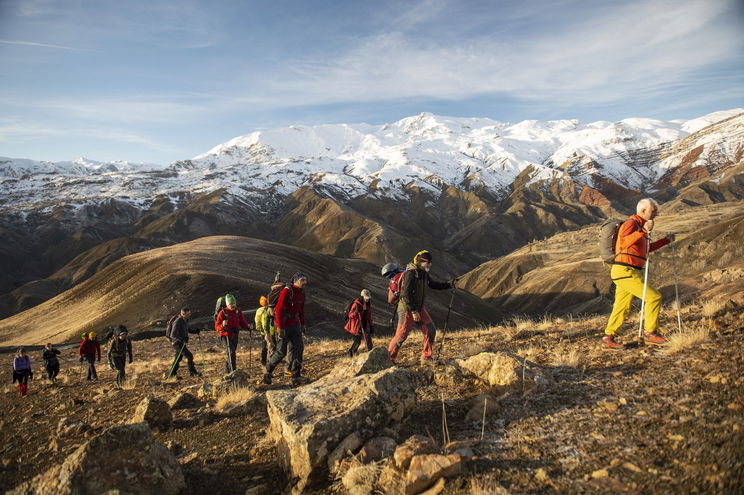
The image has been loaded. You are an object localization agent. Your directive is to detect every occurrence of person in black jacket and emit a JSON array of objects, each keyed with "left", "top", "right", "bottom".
[
  {"left": 167, "top": 307, "right": 202, "bottom": 379},
  {"left": 41, "top": 343, "right": 61, "bottom": 384},
  {"left": 108, "top": 328, "right": 133, "bottom": 387},
  {"left": 388, "top": 250, "right": 456, "bottom": 363}
]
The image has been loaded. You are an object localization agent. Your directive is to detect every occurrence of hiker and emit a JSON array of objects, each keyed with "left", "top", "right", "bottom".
[
  {"left": 603, "top": 198, "right": 675, "bottom": 349},
  {"left": 388, "top": 250, "right": 457, "bottom": 363},
  {"left": 12, "top": 348, "right": 33, "bottom": 397},
  {"left": 345, "top": 289, "right": 374, "bottom": 357},
  {"left": 167, "top": 307, "right": 202, "bottom": 378},
  {"left": 214, "top": 294, "right": 251, "bottom": 373},
  {"left": 255, "top": 296, "right": 278, "bottom": 367},
  {"left": 41, "top": 343, "right": 61, "bottom": 384},
  {"left": 263, "top": 272, "right": 308, "bottom": 386},
  {"left": 107, "top": 328, "right": 133, "bottom": 387},
  {"left": 78, "top": 331, "right": 101, "bottom": 381}
]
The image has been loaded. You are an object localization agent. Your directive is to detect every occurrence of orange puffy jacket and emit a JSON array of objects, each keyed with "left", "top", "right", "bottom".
[{"left": 614, "top": 214, "right": 670, "bottom": 268}]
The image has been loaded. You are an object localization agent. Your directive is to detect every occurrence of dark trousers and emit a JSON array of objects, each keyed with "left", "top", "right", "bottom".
[
  {"left": 220, "top": 334, "right": 239, "bottom": 373},
  {"left": 260, "top": 334, "right": 277, "bottom": 366},
  {"left": 85, "top": 356, "right": 98, "bottom": 380},
  {"left": 113, "top": 356, "right": 126, "bottom": 386},
  {"left": 45, "top": 362, "right": 60, "bottom": 380},
  {"left": 349, "top": 327, "right": 373, "bottom": 356},
  {"left": 171, "top": 341, "right": 197, "bottom": 375},
  {"left": 266, "top": 323, "right": 304, "bottom": 378}
]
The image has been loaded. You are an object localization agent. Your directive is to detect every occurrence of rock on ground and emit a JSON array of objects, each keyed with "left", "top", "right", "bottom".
[
  {"left": 265, "top": 347, "right": 419, "bottom": 494},
  {"left": 132, "top": 396, "right": 173, "bottom": 428},
  {"left": 456, "top": 351, "right": 552, "bottom": 388},
  {"left": 8, "top": 422, "right": 186, "bottom": 495}
]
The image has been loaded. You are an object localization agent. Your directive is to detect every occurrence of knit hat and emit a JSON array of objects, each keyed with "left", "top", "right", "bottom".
[
  {"left": 82, "top": 333, "right": 88, "bottom": 340},
  {"left": 292, "top": 272, "right": 308, "bottom": 283},
  {"left": 414, "top": 250, "right": 433, "bottom": 263},
  {"left": 88, "top": 331, "right": 96, "bottom": 339},
  {"left": 259, "top": 296, "right": 268, "bottom": 307},
  {"left": 360, "top": 289, "right": 371, "bottom": 300},
  {"left": 225, "top": 293, "right": 236, "bottom": 305}
]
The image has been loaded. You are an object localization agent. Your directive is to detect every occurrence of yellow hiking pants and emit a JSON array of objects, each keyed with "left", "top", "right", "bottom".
[{"left": 605, "top": 264, "right": 662, "bottom": 336}]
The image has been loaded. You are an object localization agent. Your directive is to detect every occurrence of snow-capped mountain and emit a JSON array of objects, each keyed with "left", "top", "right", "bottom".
[{"left": 2, "top": 109, "right": 742, "bottom": 212}]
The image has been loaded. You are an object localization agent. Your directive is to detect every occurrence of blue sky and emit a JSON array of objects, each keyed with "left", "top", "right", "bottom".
[{"left": 1, "top": 0, "right": 742, "bottom": 164}]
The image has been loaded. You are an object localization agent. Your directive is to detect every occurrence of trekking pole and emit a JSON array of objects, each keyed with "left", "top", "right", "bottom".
[
  {"left": 165, "top": 342, "right": 186, "bottom": 379},
  {"left": 197, "top": 333, "right": 206, "bottom": 375},
  {"left": 671, "top": 240, "right": 683, "bottom": 332},
  {"left": 435, "top": 289, "right": 456, "bottom": 361},
  {"left": 638, "top": 237, "right": 651, "bottom": 340},
  {"left": 248, "top": 330, "right": 253, "bottom": 376}
]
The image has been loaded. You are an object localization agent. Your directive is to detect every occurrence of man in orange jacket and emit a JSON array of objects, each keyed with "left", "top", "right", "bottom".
[{"left": 603, "top": 198, "right": 675, "bottom": 349}]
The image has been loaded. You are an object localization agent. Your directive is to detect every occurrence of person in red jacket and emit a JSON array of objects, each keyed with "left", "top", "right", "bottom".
[
  {"left": 603, "top": 198, "right": 675, "bottom": 349},
  {"left": 263, "top": 272, "right": 308, "bottom": 386},
  {"left": 78, "top": 332, "right": 101, "bottom": 381},
  {"left": 214, "top": 293, "right": 251, "bottom": 373},
  {"left": 345, "top": 289, "right": 374, "bottom": 357}
]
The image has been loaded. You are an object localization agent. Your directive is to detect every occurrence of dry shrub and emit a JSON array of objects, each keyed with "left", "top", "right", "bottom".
[
  {"left": 701, "top": 298, "right": 727, "bottom": 317},
  {"left": 535, "top": 315, "right": 556, "bottom": 331},
  {"left": 121, "top": 372, "right": 138, "bottom": 390},
  {"left": 659, "top": 323, "right": 710, "bottom": 356},
  {"left": 215, "top": 385, "right": 256, "bottom": 412},
  {"left": 511, "top": 316, "right": 533, "bottom": 331},
  {"left": 341, "top": 462, "right": 382, "bottom": 495},
  {"left": 551, "top": 347, "right": 582, "bottom": 368},
  {"left": 470, "top": 472, "right": 508, "bottom": 495}
]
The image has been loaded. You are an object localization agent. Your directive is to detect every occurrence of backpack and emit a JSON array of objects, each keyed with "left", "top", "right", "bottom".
[
  {"left": 213, "top": 297, "right": 227, "bottom": 322},
  {"left": 342, "top": 299, "right": 356, "bottom": 322},
  {"left": 165, "top": 314, "right": 179, "bottom": 339},
  {"left": 387, "top": 269, "right": 416, "bottom": 306},
  {"left": 599, "top": 218, "right": 642, "bottom": 263}
]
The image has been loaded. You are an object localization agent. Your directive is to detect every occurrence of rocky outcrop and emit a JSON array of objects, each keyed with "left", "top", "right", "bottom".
[
  {"left": 8, "top": 422, "right": 186, "bottom": 495},
  {"left": 265, "top": 347, "right": 420, "bottom": 493}
]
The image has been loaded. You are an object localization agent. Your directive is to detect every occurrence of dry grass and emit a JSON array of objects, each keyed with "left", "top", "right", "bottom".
[
  {"left": 511, "top": 316, "right": 533, "bottom": 331},
  {"left": 470, "top": 472, "right": 509, "bottom": 494},
  {"left": 701, "top": 298, "right": 728, "bottom": 317},
  {"left": 551, "top": 347, "right": 582, "bottom": 367},
  {"left": 341, "top": 462, "right": 382, "bottom": 495},
  {"left": 215, "top": 385, "right": 257, "bottom": 412},
  {"left": 659, "top": 323, "right": 710, "bottom": 356}
]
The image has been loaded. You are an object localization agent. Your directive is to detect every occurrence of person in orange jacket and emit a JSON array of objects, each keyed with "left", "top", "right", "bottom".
[
  {"left": 214, "top": 293, "right": 251, "bottom": 373},
  {"left": 78, "top": 332, "right": 101, "bottom": 380},
  {"left": 603, "top": 198, "right": 675, "bottom": 349}
]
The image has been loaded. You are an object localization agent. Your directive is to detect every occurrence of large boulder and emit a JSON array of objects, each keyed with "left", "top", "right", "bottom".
[
  {"left": 456, "top": 351, "right": 552, "bottom": 389},
  {"left": 132, "top": 397, "right": 173, "bottom": 428},
  {"left": 266, "top": 347, "right": 420, "bottom": 493},
  {"left": 9, "top": 422, "right": 186, "bottom": 495}
]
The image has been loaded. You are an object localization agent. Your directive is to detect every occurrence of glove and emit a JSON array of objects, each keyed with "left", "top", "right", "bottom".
[
  {"left": 278, "top": 327, "right": 286, "bottom": 339},
  {"left": 301, "top": 325, "right": 307, "bottom": 336},
  {"left": 128, "top": 358, "right": 133, "bottom": 364},
  {"left": 79, "top": 356, "right": 84, "bottom": 362},
  {"left": 28, "top": 371, "right": 33, "bottom": 380},
  {"left": 369, "top": 325, "right": 375, "bottom": 335},
  {"left": 194, "top": 327, "right": 202, "bottom": 334},
  {"left": 667, "top": 233, "right": 676, "bottom": 243},
  {"left": 97, "top": 358, "right": 101, "bottom": 362}
]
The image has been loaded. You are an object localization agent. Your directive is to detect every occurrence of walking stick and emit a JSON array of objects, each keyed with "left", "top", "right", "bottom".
[
  {"left": 248, "top": 330, "right": 253, "bottom": 376},
  {"left": 638, "top": 236, "right": 651, "bottom": 340},
  {"left": 197, "top": 333, "right": 206, "bottom": 374},
  {"left": 435, "top": 289, "right": 456, "bottom": 360},
  {"left": 166, "top": 341, "right": 186, "bottom": 379},
  {"left": 671, "top": 241, "right": 683, "bottom": 333}
]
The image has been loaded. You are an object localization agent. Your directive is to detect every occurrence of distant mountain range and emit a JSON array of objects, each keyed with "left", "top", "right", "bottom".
[{"left": 0, "top": 109, "right": 742, "bottom": 326}]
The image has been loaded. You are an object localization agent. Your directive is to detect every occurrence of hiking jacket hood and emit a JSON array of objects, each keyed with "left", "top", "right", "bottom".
[
  {"left": 344, "top": 298, "right": 373, "bottom": 336},
  {"left": 275, "top": 285, "right": 305, "bottom": 329},
  {"left": 78, "top": 339, "right": 101, "bottom": 359},
  {"left": 399, "top": 263, "right": 452, "bottom": 312},
  {"left": 214, "top": 307, "right": 250, "bottom": 337},
  {"left": 614, "top": 214, "right": 670, "bottom": 268}
]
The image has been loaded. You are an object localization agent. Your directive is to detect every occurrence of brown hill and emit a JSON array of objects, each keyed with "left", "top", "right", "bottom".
[{"left": 0, "top": 236, "right": 500, "bottom": 346}]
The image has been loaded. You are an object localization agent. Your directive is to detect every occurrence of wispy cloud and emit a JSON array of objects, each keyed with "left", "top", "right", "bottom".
[
  {"left": 247, "top": 0, "right": 744, "bottom": 108},
  {"left": 0, "top": 39, "right": 97, "bottom": 52}
]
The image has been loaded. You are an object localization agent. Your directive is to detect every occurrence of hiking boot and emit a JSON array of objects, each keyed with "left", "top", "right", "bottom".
[
  {"left": 602, "top": 335, "right": 624, "bottom": 350},
  {"left": 190, "top": 371, "right": 202, "bottom": 377},
  {"left": 643, "top": 332, "right": 667, "bottom": 345},
  {"left": 262, "top": 373, "right": 272, "bottom": 385}
]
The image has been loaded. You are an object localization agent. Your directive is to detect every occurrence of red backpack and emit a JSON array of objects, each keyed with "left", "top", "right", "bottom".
[{"left": 387, "top": 269, "right": 416, "bottom": 306}]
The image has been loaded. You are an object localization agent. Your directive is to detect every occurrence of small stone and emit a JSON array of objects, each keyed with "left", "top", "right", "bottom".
[
  {"left": 612, "top": 371, "right": 624, "bottom": 377},
  {"left": 667, "top": 434, "right": 685, "bottom": 442},
  {"left": 727, "top": 403, "right": 741, "bottom": 411},
  {"left": 592, "top": 468, "right": 609, "bottom": 479},
  {"left": 619, "top": 398, "right": 628, "bottom": 406},
  {"left": 623, "top": 462, "right": 642, "bottom": 473},
  {"left": 244, "top": 484, "right": 269, "bottom": 495},
  {"left": 535, "top": 468, "right": 549, "bottom": 481}
]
